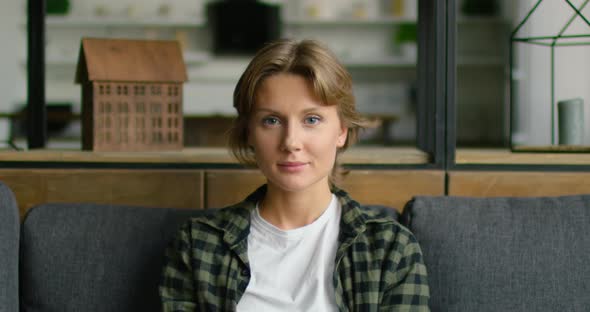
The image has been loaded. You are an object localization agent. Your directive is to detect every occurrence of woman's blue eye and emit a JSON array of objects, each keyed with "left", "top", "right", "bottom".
[
  {"left": 262, "top": 117, "right": 280, "bottom": 126},
  {"left": 305, "top": 116, "right": 321, "bottom": 124}
]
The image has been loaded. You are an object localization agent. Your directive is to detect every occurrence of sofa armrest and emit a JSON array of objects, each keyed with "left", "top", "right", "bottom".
[{"left": 0, "top": 181, "right": 19, "bottom": 312}]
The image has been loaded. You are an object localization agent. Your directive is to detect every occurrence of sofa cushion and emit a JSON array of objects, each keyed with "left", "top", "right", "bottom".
[
  {"left": 0, "top": 181, "right": 19, "bottom": 312},
  {"left": 20, "top": 203, "right": 209, "bottom": 312},
  {"left": 403, "top": 195, "right": 590, "bottom": 312}
]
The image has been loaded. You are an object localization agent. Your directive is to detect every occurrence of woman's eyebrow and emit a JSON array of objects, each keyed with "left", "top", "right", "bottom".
[
  {"left": 252, "top": 108, "right": 278, "bottom": 114},
  {"left": 301, "top": 107, "right": 325, "bottom": 114},
  {"left": 253, "top": 107, "right": 326, "bottom": 115}
]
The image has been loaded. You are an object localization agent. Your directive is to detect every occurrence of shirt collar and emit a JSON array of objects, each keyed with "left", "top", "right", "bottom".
[
  {"left": 202, "top": 184, "right": 368, "bottom": 249},
  {"left": 331, "top": 186, "right": 367, "bottom": 246}
]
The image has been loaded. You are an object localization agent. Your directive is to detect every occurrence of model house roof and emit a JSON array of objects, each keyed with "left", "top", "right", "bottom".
[{"left": 75, "top": 38, "right": 188, "bottom": 83}]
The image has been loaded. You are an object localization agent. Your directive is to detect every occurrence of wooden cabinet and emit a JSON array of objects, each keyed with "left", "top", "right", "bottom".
[
  {"left": 205, "top": 169, "right": 445, "bottom": 212},
  {"left": 0, "top": 169, "right": 204, "bottom": 217},
  {"left": 449, "top": 171, "right": 590, "bottom": 197},
  {"left": 1, "top": 168, "right": 445, "bottom": 217}
]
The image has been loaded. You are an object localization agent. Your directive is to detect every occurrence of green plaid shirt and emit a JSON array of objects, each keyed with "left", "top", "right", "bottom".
[{"left": 160, "top": 185, "right": 430, "bottom": 311}]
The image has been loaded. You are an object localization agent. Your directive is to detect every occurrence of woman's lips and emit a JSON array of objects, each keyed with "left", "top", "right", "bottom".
[{"left": 277, "top": 162, "right": 307, "bottom": 172}]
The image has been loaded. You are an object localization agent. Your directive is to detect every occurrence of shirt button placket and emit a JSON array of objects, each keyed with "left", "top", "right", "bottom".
[{"left": 238, "top": 267, "right": 250, "bottom": 293}]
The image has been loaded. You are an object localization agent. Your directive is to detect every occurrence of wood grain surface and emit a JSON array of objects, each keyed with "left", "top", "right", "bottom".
[
  {"left": 456, "top": 148, "right": 590, "bottom": 165},
  {"left": 0, "top": 147, "right": 429, "bottom": 164},
  {"left": 341, "top": 170, "right": 445, "bottom": 211},
  {"left": 0, "top": 169, "right": 203, "bottom": 217},
  {"left": 449, "top": 171, "right": 590, "bottom": 197},
  {"left": 205, "top": 169, "right": 445, "bottom": 212}
]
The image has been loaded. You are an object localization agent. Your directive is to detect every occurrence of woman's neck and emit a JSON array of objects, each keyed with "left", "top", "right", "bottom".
[{"left": 259, "top": 182, "right": 333, "bottom": 230}]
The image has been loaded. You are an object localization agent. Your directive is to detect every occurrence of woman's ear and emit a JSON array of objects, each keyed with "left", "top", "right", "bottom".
[
  {"left": 246, "top": 124, "right": 253, "bottom": 147},
  {"left": 337, "top": 127, "right": 348, "bottom": 148}
]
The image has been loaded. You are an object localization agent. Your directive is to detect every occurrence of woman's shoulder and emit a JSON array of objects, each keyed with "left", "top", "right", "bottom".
[
  {"left": 357, "top": 205, "right": 400, "bottom": 222},
  {"left": 359, "top": 205, "right": 412, "bottom": 236},
  {"left": 180, "top": 203, "right": 250, "bottom": 239},
  {"left": 177, "top": 185, "right": 263, "bottom": 241},
  {"left": 341, "top": 201, "right": 418, "bottom": 252},
  {"left": 184, "top": 204, "right": 251, "bottom": 233}
]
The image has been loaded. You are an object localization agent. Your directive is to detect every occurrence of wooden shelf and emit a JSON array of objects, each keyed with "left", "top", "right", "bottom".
[
  {"left": 456, "top": 148, "right": 590, "bottom": 165},
  {"left": 44, "top": 15, "right": 205, "bottom": 28},
  {"left": 512, "top": 145, "right": 590, "bottom": 153},
  {"left": 284, "top": 17, "right": 417, "bottom": 26},
  {"left": 42, "top": 15, "right": 502, "bottom": 28},
  {"left": 342, "top": 147, "right": 429, "bottom": 164},
  {"left": 44, "top": 16, "right": 418, "bottom": 28},
  {"left": 0, "top": 147, "right": 429, "bottom": 165}
]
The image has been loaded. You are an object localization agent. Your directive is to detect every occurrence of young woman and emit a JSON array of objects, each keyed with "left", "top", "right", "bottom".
[{"left": 160, "top": 39, "right": 430, "bottom": 311}]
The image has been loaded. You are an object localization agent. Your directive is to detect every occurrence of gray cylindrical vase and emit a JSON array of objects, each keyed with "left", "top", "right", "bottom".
[{"left": 558, "top": 98, "right": 584, "bottom": 145}]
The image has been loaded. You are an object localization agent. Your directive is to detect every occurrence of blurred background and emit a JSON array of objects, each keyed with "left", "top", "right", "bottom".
[{"left": 1, "top": 0, "right": 589, "bottom": 150}]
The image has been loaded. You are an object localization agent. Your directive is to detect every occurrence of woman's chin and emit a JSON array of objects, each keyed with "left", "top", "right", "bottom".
[{"left": 267, "top": 175, "right": 329, "bottom": 194}]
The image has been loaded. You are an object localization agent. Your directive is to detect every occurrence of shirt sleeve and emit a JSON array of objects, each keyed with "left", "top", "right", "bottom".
[
  {"left": 380, "top": 232, "right": 430, "bottom": 312},
  {"left": 159, "top": 222, "right": 197, "bottom": 312}
]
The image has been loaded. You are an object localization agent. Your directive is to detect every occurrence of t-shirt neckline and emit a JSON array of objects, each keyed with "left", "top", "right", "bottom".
[{"left": 252, "top": 194, "right": 338, "bottom": 240}]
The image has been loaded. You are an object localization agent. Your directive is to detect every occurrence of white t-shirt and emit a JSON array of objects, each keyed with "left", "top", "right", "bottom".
[{"left": 236, "top": 194, "right": 341, "bottom": 312}]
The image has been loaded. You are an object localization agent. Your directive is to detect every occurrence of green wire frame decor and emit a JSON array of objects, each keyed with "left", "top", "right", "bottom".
[{"left": 510, "top": 0, "right": 590, "bottom": 151}]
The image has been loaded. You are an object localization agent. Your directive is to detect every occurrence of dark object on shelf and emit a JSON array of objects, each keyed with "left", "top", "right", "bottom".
[
  {"left": 45, "top": 103, "right": 73, "bottom": 134},
  {"left": 14, "top": 103, "right": 76, "bottom": 138},
  {"left": 75, "top": 38, "right": 188, "bottom": 152},
  {"left": 207, "top": 0, "right": 281, "bottom": 55},
  {"left": 184, "top": 116, "right": 234, "bottom": 147},
  {"left": 46, "top": 0, "right": 70, "bottom": 15},
  {"left": 461, "top": 0, "right": 498, "bottom": 16},
  {"left": 509, "top": 0, "right": 590, "bottom": 152}
]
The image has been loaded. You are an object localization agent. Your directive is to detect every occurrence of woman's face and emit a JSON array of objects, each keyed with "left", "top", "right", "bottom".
[{"left": 248, "top": 73, "right": 348, "bottom": 193}]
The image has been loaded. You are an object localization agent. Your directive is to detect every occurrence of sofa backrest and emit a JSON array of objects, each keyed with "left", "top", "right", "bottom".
[
  {"left": 403, "top": 195, "right": 590, "bottom": 312},
  {"left": 20, "top": 203, "right": 209, "bottom": 312},
  {"left": 18, "top": 202, "right": 397, "bottom": 311},
  {"left": 0, "top": 181, "right": 19, "bottom": 312}
]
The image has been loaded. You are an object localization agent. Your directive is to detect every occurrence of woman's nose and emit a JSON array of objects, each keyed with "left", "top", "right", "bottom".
[{"left": 281, "top": 122, "right": 303, "bottom": 152}]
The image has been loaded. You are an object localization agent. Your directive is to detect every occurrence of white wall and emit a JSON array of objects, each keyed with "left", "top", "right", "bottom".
[
  {"left": 0, "top": 1, "right": 24, "bottom": 112},
  {"left": 515, "top": 0, "right": 590, "bottom": 145},
  {"left": 0, "top": 1, "right": 24, "bottom": 141}
]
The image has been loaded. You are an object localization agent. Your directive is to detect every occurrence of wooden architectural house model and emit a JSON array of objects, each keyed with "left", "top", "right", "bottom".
[{"left": 75, "top": 38, "right": 187, "bottom": 151}]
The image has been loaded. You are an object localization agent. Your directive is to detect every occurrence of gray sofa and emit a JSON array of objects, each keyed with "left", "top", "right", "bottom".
[
  {"left": 1, "top": 181, "right": 589, "bottom": 311},
  {"left": 0, "top": 182, "right": 19, "bottom": 312},
  {"left": 403, "top": 195, "right": 590, "bottom": 311}
]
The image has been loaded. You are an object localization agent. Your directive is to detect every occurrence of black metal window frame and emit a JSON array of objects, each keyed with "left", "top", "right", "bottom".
[
  {"left": 27, "top": 0, "right": 47, "bottom": 149},
  {"left": 417, "top": 0, "right": 456, "bottom": 171}
]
